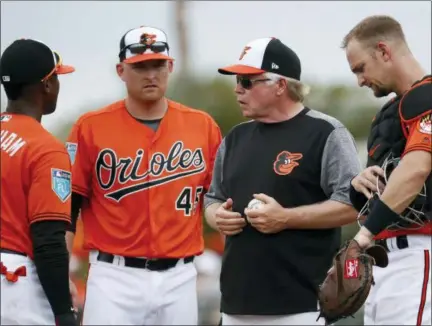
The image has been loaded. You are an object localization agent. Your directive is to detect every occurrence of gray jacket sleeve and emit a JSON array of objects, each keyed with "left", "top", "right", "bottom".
[
  {"left": 321, "top": 127, "right": 361, "bottom": 205},
  {"left": 204, "top": 138, "right": 228, "bottom": 209}
]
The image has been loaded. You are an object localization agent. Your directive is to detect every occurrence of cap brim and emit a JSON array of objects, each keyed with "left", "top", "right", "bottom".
[
  {"left": 56, "top": 65, "right": 75, "bottom": 74},
  {"left": 123, "top": 53, "right": 174, "bottom": 64},
  {"left": 218, "top": 64, "right": 265, "bottom": 75}
]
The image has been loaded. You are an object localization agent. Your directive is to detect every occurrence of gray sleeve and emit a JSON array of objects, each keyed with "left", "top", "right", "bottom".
[
  {"left": 204, "top": 138, "right": 228, "bottom": 208},
  {"left": 321, "top": 127, "right": 361, "bottom": 205}
]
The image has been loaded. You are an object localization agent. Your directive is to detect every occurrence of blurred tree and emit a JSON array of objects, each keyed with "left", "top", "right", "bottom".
[
  {"left": 174, "top": 0, "right": 190, "bottom": 80},
  {"left": 168, "top": 76, "right": 246, "bottom": 135}
]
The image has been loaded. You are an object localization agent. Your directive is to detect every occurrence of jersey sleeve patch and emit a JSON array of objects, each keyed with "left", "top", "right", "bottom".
[
  {"left": 65, "top": 142, "right": 78, "bottom": 165},
  {"left": 418, "top": 113, "right": 432, "bottom": 135},
  {"left": 51, "top": 168, "right": 72, "bottom": 202}
]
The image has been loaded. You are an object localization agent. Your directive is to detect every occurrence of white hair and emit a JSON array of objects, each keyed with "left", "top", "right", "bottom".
[{"left": 264, "top": 72, "right": 311, "bottom": 102}]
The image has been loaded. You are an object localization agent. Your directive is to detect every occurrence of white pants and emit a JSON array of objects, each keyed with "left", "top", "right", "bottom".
[
  {"left": 364, "top": 235, "right": 432, "bottom": 325},
  {"left": 1, "top": 252, "right": 55, "bottom": 325},
  {"left": 221, "top": 312, "right": 325, "bottom": 325},
  {"left": 82, "top": 251, "right": 198, "bottom": 325}
]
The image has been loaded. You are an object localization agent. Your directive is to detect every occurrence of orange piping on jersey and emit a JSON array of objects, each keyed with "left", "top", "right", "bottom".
[{"left": 416, "top": 250, "right": 430, "bottom": 326}]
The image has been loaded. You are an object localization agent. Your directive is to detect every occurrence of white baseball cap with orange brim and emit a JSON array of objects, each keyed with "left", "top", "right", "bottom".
[
  {"left": 218, "top": 37, "right": 302, "bottom": 80},
  {"left": 119, "top": 26, "right": 174, "bottom": 64}
]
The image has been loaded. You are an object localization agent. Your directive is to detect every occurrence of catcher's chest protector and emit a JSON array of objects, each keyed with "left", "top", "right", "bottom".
[
  {"left": 367, "top": 97, "right": 405, "bottom": 168},
  {"left": 368, "top": 74, "right": 432, "bottom": 168}
]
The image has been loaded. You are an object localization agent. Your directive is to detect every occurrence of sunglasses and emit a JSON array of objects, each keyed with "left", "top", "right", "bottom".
[
  {"left": 236, "top": 76, "right": 271, "bottom": 90},
  {"left": 41, "top": 51, "right": 62, "bottom": 82},
  {"left": 120, "top": 42, "right": 169, "bottom": 58}
]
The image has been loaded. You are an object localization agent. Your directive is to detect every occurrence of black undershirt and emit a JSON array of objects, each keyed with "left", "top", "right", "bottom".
[{"left": 30, "top": 220, "right": 74, "bottom": 317}]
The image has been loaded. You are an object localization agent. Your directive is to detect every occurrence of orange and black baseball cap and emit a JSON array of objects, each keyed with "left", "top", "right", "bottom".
[
  {"left": 0, "top": 39, "right": 75, "bottom": 85},
  {"left": 218, "top": 37, "right": 301, "bottom": 80},
  {"left": 118, "top": 26, "right": 174, "bottom": 64}
]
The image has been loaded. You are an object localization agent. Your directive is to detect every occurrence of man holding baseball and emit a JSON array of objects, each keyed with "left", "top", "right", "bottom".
[{"left": 204, "top": 37, "right": 361, "bottom": 325}]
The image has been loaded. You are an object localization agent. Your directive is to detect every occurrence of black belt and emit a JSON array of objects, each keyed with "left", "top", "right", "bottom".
[
  {"left": 96, "top": 251, "right": 195, "bottom": 271},
  {"left": 375, "top": 235, "right": 409, "bottom": 252},
  {"left": 0, "top": 248, "right": 27, "bottom": 257}
]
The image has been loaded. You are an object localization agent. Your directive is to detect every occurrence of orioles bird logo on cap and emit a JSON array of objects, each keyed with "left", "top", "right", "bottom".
[
  {"left": 239, "top": 46, "right": 251, "bottom": 60},
  {"left": 140, "top": 33, "right": 157, "bottom": 46}
]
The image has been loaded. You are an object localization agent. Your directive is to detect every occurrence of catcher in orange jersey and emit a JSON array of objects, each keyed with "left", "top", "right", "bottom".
[
  {"left": 341, "top": 16, "right": 431, "bottom": 325},
  {"left": 65, "top": 25, "right": 222, "bottom": 325},
  {"left": 0, "top": 39, "right": 77, "bottom": 326}
]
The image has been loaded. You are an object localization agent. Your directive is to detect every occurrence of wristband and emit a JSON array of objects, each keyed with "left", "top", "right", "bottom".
[{"left": 363, "top": 199, "right": 401, "bottom": 235}]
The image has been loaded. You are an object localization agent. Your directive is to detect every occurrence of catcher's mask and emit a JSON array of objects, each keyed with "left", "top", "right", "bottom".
[{"left": 357, "top": 154, "right": 429, "bottom": 231}]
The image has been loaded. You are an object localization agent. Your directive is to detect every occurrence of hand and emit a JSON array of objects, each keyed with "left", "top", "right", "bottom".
[
  {"left": 69, "top": 278, "right": 79, "bottom": 309},
  {"left": 354, "top": 227, "right": 374, "bottom": 249},
  {"left": 244, "top": 194, "right": 288, "bottom": 234},
  {"left": 351, "top": 166, "right": 385, "bottom": 199},
  {"left": 215, "top": 198, "right": 246, "bottom": 236}
]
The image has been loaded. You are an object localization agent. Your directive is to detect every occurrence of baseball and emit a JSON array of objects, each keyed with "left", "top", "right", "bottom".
[{"left": 247, "top": 198, "right": 264, "bottom": 210}]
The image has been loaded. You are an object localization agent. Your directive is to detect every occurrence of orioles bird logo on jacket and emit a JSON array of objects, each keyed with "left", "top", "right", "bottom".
[{"left": 273, "top": 151, "right": 303, "bottom": 175}]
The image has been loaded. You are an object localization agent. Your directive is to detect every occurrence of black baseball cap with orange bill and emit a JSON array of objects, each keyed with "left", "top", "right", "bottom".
[{"left": 0, "top": 39, "right": 75, "bottom": 85}]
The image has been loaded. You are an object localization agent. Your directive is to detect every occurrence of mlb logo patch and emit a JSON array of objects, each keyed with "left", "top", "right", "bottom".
[
  {"left": 65, "top": 142, "right": 77, "bottom": 165},
  {"left": 0, "top": 115, "right": 12, "bottom": 122},
  {"left": 51, "top": 168, "right": 71, "bottom": 202}
]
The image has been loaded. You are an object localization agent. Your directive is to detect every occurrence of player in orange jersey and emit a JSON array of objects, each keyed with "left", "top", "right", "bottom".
[
  {"left": 0, "top": 39, "right": 77, "bottom": 326},
  {"left": 342, "top": 16, "right": 431, "bottom": 325},
  {"left": 65, "top": 26, "right": 222, "bottom": 325}
]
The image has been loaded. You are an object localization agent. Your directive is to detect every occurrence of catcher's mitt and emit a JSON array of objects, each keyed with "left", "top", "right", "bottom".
[{"left": 317, "top": 239, "right": 388, "bottom": 325}]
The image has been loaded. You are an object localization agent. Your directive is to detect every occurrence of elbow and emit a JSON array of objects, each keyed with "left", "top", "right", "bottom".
[{"left": 415, "top": 165, "right": 431, "bottom": 180}]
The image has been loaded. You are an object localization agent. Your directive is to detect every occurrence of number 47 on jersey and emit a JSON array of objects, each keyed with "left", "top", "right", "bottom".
[{"left": 175, "top": 186, "right": 204, "bottom": 217}]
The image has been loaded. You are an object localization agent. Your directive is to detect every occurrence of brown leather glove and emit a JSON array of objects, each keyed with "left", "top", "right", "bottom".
[{"left": 317, "top": 239, "right": 388, "bottom": 325}]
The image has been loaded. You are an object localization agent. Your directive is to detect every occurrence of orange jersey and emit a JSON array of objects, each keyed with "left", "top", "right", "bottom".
[
  {"left": 376, "top": 110, "right": 432, "bottom": 240},
  {"left": 0, "top": 113, "right": 72, "bottom": 258},
  {"left": 67, "top": 100, "right": 222, "bottom": 258}
]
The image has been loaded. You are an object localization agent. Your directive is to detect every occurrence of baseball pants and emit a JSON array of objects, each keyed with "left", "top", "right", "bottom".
[
  {"left": 221, "top": 311, "right": 325, "bottom": 325},
  {"left": 1, "top": 252, "right": 55, "bottom": 325},
  {"left": 364, "top": 234, "right": 431, "bottom": 325},
  {"left": 81, "top": 250, "right": 198, "bottom": 325}
]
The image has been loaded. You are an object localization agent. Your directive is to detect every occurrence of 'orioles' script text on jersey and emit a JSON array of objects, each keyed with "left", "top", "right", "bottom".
[
  {"left": 1, "top": 114, "right": 72, "bottom": 257},
  {"left": 68, "top": 100, "right": 222, "bottom": 258}
]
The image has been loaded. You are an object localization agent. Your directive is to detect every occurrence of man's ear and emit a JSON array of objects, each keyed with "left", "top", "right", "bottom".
[
  {"left": 376, "top": 41, "right": 392, "bottom": 62},
  {"left": 168, "top": 60, "right": 174, "bottom": 73},
  {"left": 277, "top": 78, "right": 287, "bottom": 96},
  {"left": 41, "top": 78, "right": 53, "bottom": 95},
  {"left": 116, "top": 63, "right": 126, "bottom": 81}
]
